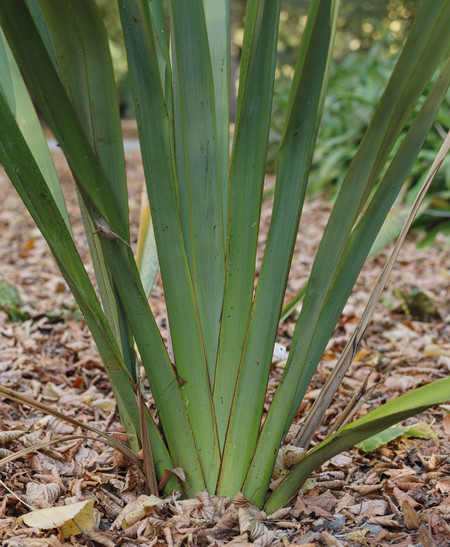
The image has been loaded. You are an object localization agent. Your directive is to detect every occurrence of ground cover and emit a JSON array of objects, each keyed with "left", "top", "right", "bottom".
[{"left": 0, "top": 151, "right": 449, "bottom": 545}]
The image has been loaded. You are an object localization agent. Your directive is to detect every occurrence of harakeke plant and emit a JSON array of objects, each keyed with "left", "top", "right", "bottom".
[{"left": 0, "top": 0, "right": 449, "bottom": 511}]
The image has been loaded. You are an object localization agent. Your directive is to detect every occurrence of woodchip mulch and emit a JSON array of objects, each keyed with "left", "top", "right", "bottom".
[{"left": 0, "top": 150, "right": 449, "bottom": 546}]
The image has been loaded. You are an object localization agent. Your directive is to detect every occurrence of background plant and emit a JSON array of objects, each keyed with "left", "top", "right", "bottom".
[{"left": 0, "top": 0, "right": 449, "bottom": 513}]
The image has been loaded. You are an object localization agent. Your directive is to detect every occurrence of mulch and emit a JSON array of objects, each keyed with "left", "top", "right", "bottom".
[{"left": 0, "top": 149, "right": 449, "bottom": 546}]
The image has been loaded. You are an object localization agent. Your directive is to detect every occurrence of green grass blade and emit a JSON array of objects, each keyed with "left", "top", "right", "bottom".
[
  {"left": 213, "top": 0, "right": 281, "bottom": 445},
  {"left": 0, "top": 28, "right": 70, "bottom": 232},
  {"left": 170, "top": 0, "right": 225, "bottom": 374},
  {"left": 120, "top": 0, "right": 221, "bottom": 490},
  {"left": 217, "top": 0, "right": 338, "bottom": 499},
  {"left": 264, "top": 377, "right": 450, "bottom": 512}
]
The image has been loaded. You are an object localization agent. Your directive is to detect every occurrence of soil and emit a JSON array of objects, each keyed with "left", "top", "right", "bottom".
[{"left": 0, "top": 148, "right": 449, "bottom": 546}]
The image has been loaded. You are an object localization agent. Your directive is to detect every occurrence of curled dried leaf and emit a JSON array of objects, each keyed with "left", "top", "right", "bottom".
[
  {"left": 119, "top": 494, "right": 168, "bottom": 529},
  {"left": 0, "top": 430, "right": 26, "bottom": 444},
  {"left": 254, "top": 530, "right": 276, "bottom": 546},
  {"left": 272, "top": 445, "right": 305, "bottom": 479},
  {"left": 238, "top": 508, "right": 268, "bottom": 541},
  {"left": 26, "top": 482, "right": 61, "bottom": 508}
]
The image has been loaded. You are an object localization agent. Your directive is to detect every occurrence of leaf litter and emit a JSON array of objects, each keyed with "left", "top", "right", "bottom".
[{"left": 0, "top": 150, "right": 449, "bottom": 545}]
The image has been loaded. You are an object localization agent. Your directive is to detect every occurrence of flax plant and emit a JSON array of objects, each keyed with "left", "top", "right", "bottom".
[{"left": 0, "top": 0, "right": 449, "bottom": 511}]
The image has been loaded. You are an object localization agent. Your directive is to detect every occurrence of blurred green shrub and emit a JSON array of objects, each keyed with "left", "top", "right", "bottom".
[{"left": 265, "top": 0, "right": 449, "bottom": 242}]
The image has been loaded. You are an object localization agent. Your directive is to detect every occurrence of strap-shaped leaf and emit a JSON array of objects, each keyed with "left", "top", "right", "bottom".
[
  {"left": 243, "top": 1, "right": 450, "bottom": 504},
  {"left": 35, "top": 0, "right": 133, "bottom": 369},
  {"left": 294, "top": 63, "right": 450, "bottom": 450},
  {"left": 0, "top": 0, "right": 127, "bottom": 239},
  {"left": 264, "top": 377, "right": 450, "bottom": 512},
  {"left": 170, "top": 0, "right": 225, "bottom": 374},
  {"left": 120, "top": 0, "right": 220, "bottom": 491},
  {"left": 218, "top": 0, "right": 338, "bottom": 499},
  {"left": 0, "top": 28, "right": 70, "bottom": 232},
  {"left": 0, "top": 93, "right": 136, "bottom": 439},
  {"left": 213, "top": 0, "right": 281, "bottom": 446},
  {"left": 203, "top": 0, "right": 230, "bottom": 226}
]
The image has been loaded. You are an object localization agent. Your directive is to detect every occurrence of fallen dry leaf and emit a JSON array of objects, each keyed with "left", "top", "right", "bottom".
[
  {"left": 348, "top": 499, "right": 387, "bottom": 517},
  {"left": 0, "top": 430, "right": 26, "bottom": 444},
  {"left": 321, "top": 530, "right": 345, "bottom": 547},
  {"left": 238, "top": 508, "right": 268, "bottom": 541},
  {"left": 26, "top": 482, "right": 61, "bottom": 508},
  {"left": 402, "top": 499, "right": 419, "bottom": 530},
  {"left": 17, "top": 499, "right": 95, "bottom": 538},
  {"left": 120, "top": 494, "right": 167, "bottom": 529}
]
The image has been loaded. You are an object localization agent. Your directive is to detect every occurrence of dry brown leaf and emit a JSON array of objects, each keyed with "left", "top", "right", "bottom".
[
  {"left": 442, "top": 414, "right": 450, "bottom": 436},
  {"left": 41, "top": 382, "right": 65, "bottom": 401},
  {"left": 304, "top": 491, "right": 338, "bottom": 513},
  {"left": 348, "top": 499, "right": 387, "bottom": 517},
  {"left": 436, "top": 480, "right": 450, "bottom": 494},
  {"left": 120, "top": 494, "right": 168, "bottom": 529},
  {"left": 238, "top": 508, "right": 268, "bottom": 541},
  {"left": 253, "top": 530, "right": 276, "bottom": 546},
  {"left": 216, "top": 504, "right": 238, "bottom": 529},
  {"left": 272, "top": 445, "right": 306, "bottom": 479},
  {"left": 335, "top": 492, "right": 354, "bottom": 514},
  {"left": 223, "top": 532, "right": 253, "bottom": 546},
  {"left": 402, "top": 499, "right": 419, "bottom": 530},
  {"left": 26, "top": 482, "right": 61, "bottom": 508},
  {"left": 367, "top": 515, "right": 400, "bottom": 527},
  {"left": 418, "top": 523, "right": 437, "bottom": 547},
  {"left": 330, "top": 454, "right": 353, "bottom": 467},
  {"left": 321, "top": 530, "right": 345, "bottom": 547},
  {"left": 348, "top": 484, "right": 382, "bottom": 495},
  {"left": 81, "top": 528, "right": 115, "bottom": 547},
  {"left": 266, "top": 506, "right": 291, "bottom": 521},
  {"left": 196, "top": 490, "right": 219, "bottom": 521},
  {"left": 0, "top": 430, "right": 26, "bottom": 444},
  {"left": 346, "top": 529, "right": 369, "bottom": 544},
  {"left": 0, "top": 448, "right": 14, "bottom": 461},
  {"left": 391, "top": 485, "right": 420, "bottom": 509}
]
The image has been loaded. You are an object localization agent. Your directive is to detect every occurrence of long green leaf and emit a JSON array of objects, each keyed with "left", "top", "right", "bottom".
[
  {"left": 0, "top": 93, "right": 137, "bottom": 444},
  {"left": 0, "top": 44, "right": 179, "bottom": 488},
  {"left": 170, "top": 0, "right": 225, "bottom": 375},
  {"left": 36, "top": 0, "right": 135, "bottom": 374},
  {"left": 203, "top": 0, "right": 230, "bottom": 226},
  {"left": 0, "top": 0, "right": 127, "bottom": 239},
  {"left": 294, "top": 64, "right": 450, "bottom": 450},
  {"left": 218, "top": 0, "right": 338, "bottom": 500},
  {"left": 97, "top": 237, "right": 207, "bottom": 497},
  {"left": 0, "top": 28, "right": 70, "bottom": 232},
  {"left": 243, "top": 0, "right": 450, "bottom": 505},
  {"left": 119, "top": 0, "right": 221, "bottom": 491},
  {"left": 213, "top": 0, "right": 281, "bottom": 446},
  {"left": 264, "top": 377, "right": 450, "bottom": 512}
]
